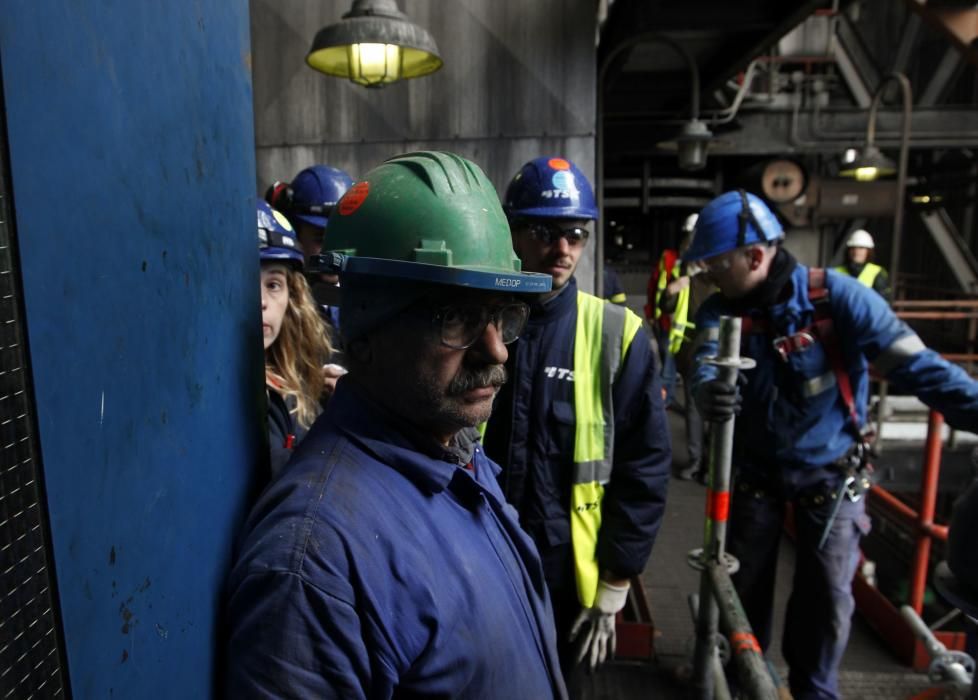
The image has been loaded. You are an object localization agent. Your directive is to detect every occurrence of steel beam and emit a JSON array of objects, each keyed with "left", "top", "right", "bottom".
[
  {"left": 918, "top": 46, "right": 965, "bottom": 106},
  {"left": 604, "top": 108, "right": 978, "bottom": 157},
  {"left": 919, "top": 208, "right": 978, "bottom": 293}
]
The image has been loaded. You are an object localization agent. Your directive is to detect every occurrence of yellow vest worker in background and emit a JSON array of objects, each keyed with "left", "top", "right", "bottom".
[{"left": 835, "top": 229, "right": 891, "bottom": 302}]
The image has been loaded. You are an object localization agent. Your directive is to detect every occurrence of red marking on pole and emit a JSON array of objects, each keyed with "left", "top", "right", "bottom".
[
  {"left": 706, "top": 489, "right": 730, "bottom": 522},
  {"left": 730, "top": 632, "right": 761, "bottom": 654},
  {"left": 338, "top": 182, "right": 370, "bottom": 215}
]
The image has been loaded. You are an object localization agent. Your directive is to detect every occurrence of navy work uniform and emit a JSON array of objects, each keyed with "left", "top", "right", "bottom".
[
  {"left": 692, "top": 253, "right": 978, "bottom": 700},
  {"left": 483, "top": 277, "right": 672, "bottom": 670}
]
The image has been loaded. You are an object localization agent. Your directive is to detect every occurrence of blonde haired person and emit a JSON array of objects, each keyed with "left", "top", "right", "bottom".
[{"left": 258, "top": 201, "right": 341, "bottom": 476}]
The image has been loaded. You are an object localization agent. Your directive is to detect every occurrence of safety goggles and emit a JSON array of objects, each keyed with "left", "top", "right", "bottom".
[
  {"left": 258, "top": 228, "right": 298, "bottom": 251},
  {"left": 521, "top": 221, "right": 590, "bottom": 246},
  {"left": 425, "top": 302, "right": 531, "bottom": 350},
  {"left": 701, "top": 251, "right": 736, "bottom": 273}
]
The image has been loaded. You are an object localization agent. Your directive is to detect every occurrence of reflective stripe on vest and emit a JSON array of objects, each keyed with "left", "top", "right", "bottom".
[
  {"left": 667, "top": 285, "right": 693, "bottom": 355},
  {"left": 834, "top": 263, "right": 882, "bottom": 289},
  {"left": 571, "top": 291, "right": 642, "bottom": 608}
]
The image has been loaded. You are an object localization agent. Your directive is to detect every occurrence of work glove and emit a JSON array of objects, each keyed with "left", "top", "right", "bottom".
[
  {"left": 569, "top": 579, "right": 630, "bottom": 672},
  {"left": 694, "top": 374, "right": 745, "bottom": 423}
]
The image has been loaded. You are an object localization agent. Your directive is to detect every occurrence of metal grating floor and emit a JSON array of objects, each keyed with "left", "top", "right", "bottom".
[{"left": 0, "top": 114, "right": 66, "bottom": 698}]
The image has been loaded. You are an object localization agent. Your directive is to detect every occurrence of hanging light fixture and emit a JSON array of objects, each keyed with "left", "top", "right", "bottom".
[
  {"left": 306, "top": 0, "right": 443, "bottom": 88},
  {"left": 838, "top": 144, "right": 897, "bottom": 182}
]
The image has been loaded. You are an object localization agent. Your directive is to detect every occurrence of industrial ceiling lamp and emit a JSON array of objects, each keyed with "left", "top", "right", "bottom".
[
  {"left": 838, "top": 71, "right": 912, "bottom": 301},
  {"left": 838, "top": 144, "right": 897, "bottom": 182},
  {"left": 672, "top": 119, "right": 714, "bottom": 172},
  {"left": 639, "top": 35, "right": 716, "bottom": 172},
  {"left": 306, "top": 0, "right": 443, "bottom": 88}
]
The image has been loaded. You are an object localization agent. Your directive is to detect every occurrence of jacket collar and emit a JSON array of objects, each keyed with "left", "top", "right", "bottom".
[
  {"left": 529, "top": 275, "right": 577, "bottom": 324},
  {"left": 322, "top": 381, "right": 494, "bottom": 495}
]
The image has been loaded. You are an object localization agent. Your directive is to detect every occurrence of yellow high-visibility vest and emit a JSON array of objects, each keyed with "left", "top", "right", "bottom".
[
  {"left": 570, "top": 291, "right": 642, "bottom": 607},
  {"left": 835, "top": 262, "right": 883, "bottom": 288},
  {"left": 654, "top": 255, "right": 693, "bottom": 355}
]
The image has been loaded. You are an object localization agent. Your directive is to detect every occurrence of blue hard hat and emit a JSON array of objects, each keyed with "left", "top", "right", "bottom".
[
  {"left": 258, "top": 200, "right": 304, "bottom": 269},
  {"left": 503, "top": 156, "right": 598, "bottom": 221},
  {"left": 289, "top": 165, "right": 354, "bottom": 228},
  {"left": 683, "top": 190, "right": 784, "bottom": 262}
]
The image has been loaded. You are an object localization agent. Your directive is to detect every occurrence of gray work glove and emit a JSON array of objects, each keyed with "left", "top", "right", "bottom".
[
  {"left": 694, "top": 374, "right": 745, "bottom": 423},
  {"left": 569, "top": 579, "right": 630, "bottom": 672}
]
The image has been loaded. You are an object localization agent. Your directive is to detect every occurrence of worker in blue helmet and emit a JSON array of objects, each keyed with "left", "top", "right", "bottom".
[
  {"left": 256, "top": 201, "right": 336, "bottom": 477},
  {"left": 686, "top": 190, "right": 978, "bottom": 700},
  {"left": 482, "top": 156, "right": 671, "bottom": 681},
  {"left": 267, "top": 165, "right": 354, "bottom": 266},
  {"left": 267, "top": 164, "right": 354, "bottom": 344}
]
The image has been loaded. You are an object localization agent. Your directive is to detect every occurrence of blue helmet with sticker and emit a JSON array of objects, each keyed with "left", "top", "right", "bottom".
[
  {"left": 287, "top": 165, "right": 354, "bottom": 228},
  {"left": 683, "top": 190, "right": 784, "bottom": 262},
  {"left": 258, "top": 200, "right": 304, "bottom": 269},
  {"left": 503, "top": 156, "right": 598, "bottom": 221}
]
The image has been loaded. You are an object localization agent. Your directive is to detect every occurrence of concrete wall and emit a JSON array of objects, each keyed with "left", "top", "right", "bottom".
[{"left": 250, "top": 0, "right": 598, "bottom": 290}]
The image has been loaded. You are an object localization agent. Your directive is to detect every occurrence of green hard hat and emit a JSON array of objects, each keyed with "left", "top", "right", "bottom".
[{"left": 320, "top": 151, "right": 552, "bottom": 294}]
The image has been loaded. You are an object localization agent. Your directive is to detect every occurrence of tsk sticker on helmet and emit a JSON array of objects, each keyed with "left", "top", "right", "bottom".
[{"left": 552, "top": 170, "right": 576, "bottom": 192}]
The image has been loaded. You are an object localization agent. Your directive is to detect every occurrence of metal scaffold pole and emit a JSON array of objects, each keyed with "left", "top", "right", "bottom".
[{"left": 689, "top": 316, "right": 779, "bottom": 700}]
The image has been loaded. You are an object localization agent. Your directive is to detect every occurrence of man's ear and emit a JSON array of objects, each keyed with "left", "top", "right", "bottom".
[{"left": 747, "top": 246, "right": 764, "bottom": 271}]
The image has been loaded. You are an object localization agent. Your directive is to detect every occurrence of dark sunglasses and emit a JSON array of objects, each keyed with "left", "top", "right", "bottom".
[
  {"left": 521, "top": 221, "right": 590, "bottom": 246},
  {"left": 425, "top": 302, "right": 531, "bottom": 350}
]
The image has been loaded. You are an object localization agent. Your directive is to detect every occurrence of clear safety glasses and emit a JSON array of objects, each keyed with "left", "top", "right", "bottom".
[
  {"left": 524, "top": 221, "right": 590, "bottom": 247},
  {"left": 429, "top": 302, "right": 531, "bottom": 349},
  {"left": 702, "top": 251, "right": 737, "bottom": 273}
]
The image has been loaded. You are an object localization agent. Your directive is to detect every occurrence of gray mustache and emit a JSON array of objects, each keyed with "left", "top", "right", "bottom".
[{"left": 448, "top": 364, "right": 508, "bottom": 395}]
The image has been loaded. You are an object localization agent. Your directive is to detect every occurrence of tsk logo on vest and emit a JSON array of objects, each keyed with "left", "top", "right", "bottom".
[{"left": 544, "top": 366, "right": 574, "bottom": 381}]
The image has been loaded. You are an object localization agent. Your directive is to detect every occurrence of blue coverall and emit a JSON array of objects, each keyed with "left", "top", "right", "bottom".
[
  {"left": 228, "top": 382, "right": 567, "bottom": 699},
  {"left": 482, "top": 277, "right": 672, "bottom": 670},
  {"left": 692, "top": 261, "right": 978, "bottom": 700}
]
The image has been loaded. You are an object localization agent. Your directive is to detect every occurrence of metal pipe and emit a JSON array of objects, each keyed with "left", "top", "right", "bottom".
[
  {"left": 869, "top": 484, "right": 949, "bottom": 541},
  {"left": 895, "top": 311, "right": 978, "bottom": 320},
  {"left": 708, "top": 562, "right": 780, "bottom": 700},
  {"left": 900, "top": 605, "right": 974, "bottom": 694},
  {"left": 893, "top": 300, "right": 978, "bottom": 308},
  {"left": 687, "top": 594, "right": 734, "bottom": 700},
  {"left": 909, "top": 410, "right": 944, "bottom": 613},
  {"left": 874, "top": 73, "right": 912, "bottom": 300},
  {"left": 597, "top": 32, "right": 701, "bottom": 298},
  {"left": 692, "top": 316, "right": 746, "bottom": 699}
]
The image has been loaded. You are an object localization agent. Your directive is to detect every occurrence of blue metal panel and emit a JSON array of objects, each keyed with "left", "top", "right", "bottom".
[{"left": 0, "top": 2, "right": 261, "bottom": 696}]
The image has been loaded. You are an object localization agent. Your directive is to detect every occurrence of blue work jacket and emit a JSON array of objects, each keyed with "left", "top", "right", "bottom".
[
  {"left": 227, "top": 382, "right": 567, "bottom": 699},
  {"left": 483, "top": 277, "right": 672, "bottom": 579},
  {"left": 692, "top": 263, "right": 978, "bottom": 491}
]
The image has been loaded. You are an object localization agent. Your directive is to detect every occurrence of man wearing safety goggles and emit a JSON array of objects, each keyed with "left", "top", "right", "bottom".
[
  {"left": 686, "top": 190, "right": 978, "bottom": 700},
  {"left": 227, "top": 152, "right": 568, "bottom": 699},
  {"left": 482, "top": 156, "right": 671, "bottom": 683}
]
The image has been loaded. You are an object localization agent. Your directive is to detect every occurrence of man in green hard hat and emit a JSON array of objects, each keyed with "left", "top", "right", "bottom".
[{"left": 227, "top": 151, "right": 567, "bottom": 698}]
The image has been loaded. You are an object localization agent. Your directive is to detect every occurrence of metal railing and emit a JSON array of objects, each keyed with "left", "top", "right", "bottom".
[{"left": 855, "top": 408, "right": 970, "bottom": 667}]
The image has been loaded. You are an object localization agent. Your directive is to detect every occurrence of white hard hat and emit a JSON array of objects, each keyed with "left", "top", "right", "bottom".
[
  {"left": 682, "top": 213, "right": 699, "bottom": 233},
  {"left": 846, "top": 229, "right": 875, "bottom": 249}
]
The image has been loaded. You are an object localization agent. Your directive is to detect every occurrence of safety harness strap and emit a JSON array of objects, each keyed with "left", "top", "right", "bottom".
[
  {"left": 806, "top": 268, "right": 862, "bottom": 434},
  {"left": 738, "top": 268, "right": 862, "bottom": 437}
]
